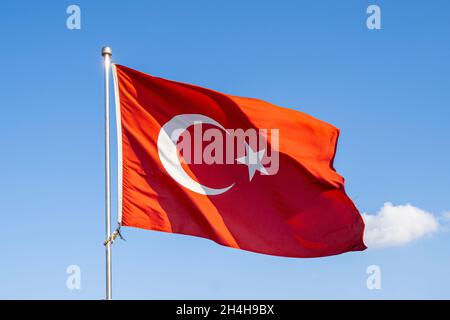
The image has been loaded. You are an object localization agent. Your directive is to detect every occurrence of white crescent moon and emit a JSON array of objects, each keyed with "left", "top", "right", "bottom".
[{"left": 157, "top": 114, "right": 235, "bottom": 195}]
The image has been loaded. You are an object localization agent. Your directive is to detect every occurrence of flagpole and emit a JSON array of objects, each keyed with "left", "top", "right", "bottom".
[{"left": 102, "top": 46, "right": 113, "bottom": 300}]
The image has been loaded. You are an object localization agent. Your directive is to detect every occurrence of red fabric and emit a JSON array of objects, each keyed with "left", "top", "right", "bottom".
[{"left": 115, "top": 64, "right": 366, "bottom": 258}]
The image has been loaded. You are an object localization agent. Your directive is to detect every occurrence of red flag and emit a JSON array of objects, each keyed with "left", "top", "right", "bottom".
[{"left": 112, "top": 64, "right": 366, "bottom": 258}]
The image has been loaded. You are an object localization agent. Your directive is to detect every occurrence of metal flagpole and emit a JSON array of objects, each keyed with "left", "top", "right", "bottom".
[{"left": 102, "top": 46, "right": 113, "bottom": 300}]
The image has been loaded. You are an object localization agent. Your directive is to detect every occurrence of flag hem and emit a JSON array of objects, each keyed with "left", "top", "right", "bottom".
[{"left": 112, "top": 64, "right": 123, "bottom": 225}]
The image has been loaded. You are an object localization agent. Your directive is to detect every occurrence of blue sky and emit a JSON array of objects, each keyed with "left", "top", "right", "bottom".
[{"left": 1, "top": 0, "right": 449, "bottom": 299}]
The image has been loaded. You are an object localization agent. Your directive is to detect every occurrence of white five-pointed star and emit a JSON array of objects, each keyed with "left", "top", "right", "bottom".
[{"left": 236, "top": 144, "right": 269, "bottom": 181}]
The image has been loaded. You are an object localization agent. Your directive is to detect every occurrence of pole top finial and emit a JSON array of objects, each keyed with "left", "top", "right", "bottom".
[{"left": 102, "top": 46, "right": 112, "bottom": 57}]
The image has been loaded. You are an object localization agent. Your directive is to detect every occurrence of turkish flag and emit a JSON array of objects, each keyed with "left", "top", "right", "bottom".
[{"left": 112, "top": 64, "right": 366, "bottom": 258}]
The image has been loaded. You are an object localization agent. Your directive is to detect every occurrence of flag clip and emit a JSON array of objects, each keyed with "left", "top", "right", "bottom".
[{"left": 103, "top": 224, "right": 126, "bottom": 246}]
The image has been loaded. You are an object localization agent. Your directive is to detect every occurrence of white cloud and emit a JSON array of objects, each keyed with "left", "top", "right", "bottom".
[{"left": 362, "top": 202, "right": 439, "bottom": 248}]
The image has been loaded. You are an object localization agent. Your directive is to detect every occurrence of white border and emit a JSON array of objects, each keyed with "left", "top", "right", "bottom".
[{"left": 111, "top": 64, "right": 123, "bottom": 224}]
